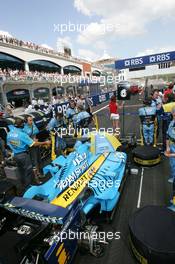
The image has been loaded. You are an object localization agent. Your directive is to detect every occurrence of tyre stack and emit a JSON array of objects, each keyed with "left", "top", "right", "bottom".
[
  {"left": 129, "top": 206, "right": 175, "bottom": 264},
  {"left": 132, "top": 145, "right": 161, "bottom": 166}
]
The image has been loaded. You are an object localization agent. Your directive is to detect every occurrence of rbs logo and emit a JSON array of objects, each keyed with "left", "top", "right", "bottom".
[
  {"left": 124, "top": 53, "right": 171, "bottom": 68},
  {"left": 149, "top": 53, "right": 170, "bottom": 63},
  {"left": 116, "top": 51, "right": 175, "bottom": 70},
  {"left": 124, "top": 58, "right": 143, "bottom": 67}
]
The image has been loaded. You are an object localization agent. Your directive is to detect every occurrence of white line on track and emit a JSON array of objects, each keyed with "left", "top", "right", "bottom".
[
  {"left": 137, "top": 167, "right": 144, "bottom": 208},
  {"left": 125, "top": 104, "right": 142, "bottom": 108},
  {"left": 92, "top": 100, "right": 145, "bottom": 208},
  {"left": 92, "top": 103, "right": 143, "bottom": 115},
  {"left": 92, "top": 105, "right": 108, "bottom": 114}
]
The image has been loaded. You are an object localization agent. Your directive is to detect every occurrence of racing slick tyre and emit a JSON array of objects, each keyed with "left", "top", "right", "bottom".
[
  {"left": 132, "top": 145, "right": 161, "bottom": 166},
  {"left": 129, "top": 206, "right": 175, "bottom": 264}
]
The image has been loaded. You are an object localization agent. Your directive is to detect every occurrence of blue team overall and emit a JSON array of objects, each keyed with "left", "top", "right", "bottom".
[
  {"left": 74, "top": 111, "right": 91, "bottom": 136},
  {"left": 23, "top": 122, "right": 39, "bottom": 137},
  {"left": 160, "top": 109, "right": 172, "bottom": 151},
  {"left": 66, "top": 107, "right": 77, "bottom": 127},
  {"left": 166, "top": 120, "right": 175, "bottom": 195},
  {"left": 7, "top": 127, "right": 34, "bottom": 188},
  {"left": 139, "top": 106, "right": 156, "bottom": 145},
  {"left": 23, "top": 122, "right": 40, "bottom": 170},
  {"left": 47, "top": 117, "right": 66, "bottom": 152},
  {"left": 151, "top": 97, "right": 162, "bottom": 109},
  {"left": 47, "top": 117, "right": 65, "bottom": 132},
  {"left": 151, "top": 97, "right": 162, "bottom": 137},
  {"left": 74, "top": 111, "right": 90, "bottom": 127}
]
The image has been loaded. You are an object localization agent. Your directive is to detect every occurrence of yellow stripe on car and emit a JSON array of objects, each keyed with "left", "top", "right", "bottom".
[{"left": 51, "top": 153, "right": 108, "bottom": 208}]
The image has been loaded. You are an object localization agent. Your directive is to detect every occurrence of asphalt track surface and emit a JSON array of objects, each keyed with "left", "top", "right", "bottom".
[{"left": 74, "top": 94, "right": 172, "bottom": 264}]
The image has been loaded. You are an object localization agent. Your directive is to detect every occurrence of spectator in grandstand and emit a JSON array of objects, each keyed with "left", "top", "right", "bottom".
[
  {"left": 25, "top": 104, "right": 34, "bottom": 114},
  {"left": 11, "top": 100, "right": 15, "bottom": 107},
  {"left": 32, "top": 98, "right": 37, "bottom": 106},
  {"left": 165, "top": 107, "right": 175, "bottom": 206},
  {"left": 0, "top": 67, "right": 88, "bottom": 83},
  {"left": 56, "top": 95, "right": 63, "bottom": 104},
  {"left": 59, "top": 95, "right": 65, "bottom": 104},
  {"left": 64, "top": 95, "right": 69, "bottom": 102},
  {"left": 34, "top": 105, "right": 40, "bottom": 112},
  {"left": 109, "top": 95, "right": 123, "bottom": 135},
  {"left": 4, "top": 103, "right": 14, "bottom": 117},
  {"left": 52, "top": 96, "right": 57, "bottom": 105},
  {"left": 38, "top": 98, "right": 44, "bottom": 106},
  {"left": 0, "top": 33, "right": 80, "bottom": 61},
  {"left": 76, "top": 95, "right": 84, "bottom": 107}
]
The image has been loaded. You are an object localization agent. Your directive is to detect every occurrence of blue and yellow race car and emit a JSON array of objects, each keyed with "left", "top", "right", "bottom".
[{"left": 0, "top": 132, "right": 127, "bottom": 264}]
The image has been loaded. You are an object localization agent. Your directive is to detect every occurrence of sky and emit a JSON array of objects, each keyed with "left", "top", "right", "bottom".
[{"left": 1, "top": 0, "right": 175, "bottom": 61}]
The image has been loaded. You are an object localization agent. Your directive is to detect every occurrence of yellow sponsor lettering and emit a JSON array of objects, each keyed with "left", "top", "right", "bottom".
[
  {"left": 134, "top": 156, "right": 161, "bottom": 166},
  {"left": 51, "top": 154, "right": 107, "bottom": 208},
  {"left": 56, "top": 245, "right": 69, "bottom": 264},
  {"left": 56, "top": 243, "right": 64, "bottom": 256}
]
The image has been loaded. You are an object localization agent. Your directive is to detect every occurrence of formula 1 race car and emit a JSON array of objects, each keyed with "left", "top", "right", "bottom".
[{"left": 0, "top": 132, "right": 127, "bottom": 264}]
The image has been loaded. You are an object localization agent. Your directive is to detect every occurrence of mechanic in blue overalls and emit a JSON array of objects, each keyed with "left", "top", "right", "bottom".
[
  {"left": 66, "top": 99, "right": 77, "bottom": 127},
  {"left": 74, "top": 105, "right": 91, "bottom": 136},
  {"left": 23, "top": 116, "right": 40, "bottom": 178},
  {"left": 165, "top": 107, "right": 175, "bottom": 206},
  {"left": 139, "top": 98, "right": 156, "bottom": 145},
  {"left": 47, "top": 112, "right": 66, "bottom": 131},
  {"left": 47, "top": 112, "right": 67, "bottom": 154},
  {"left": 23, "top": 116, "right": 39, "bottom": 136},
  {"left": 7, "top": 118, "right": 50, "bottom": 190},
  {"left": 151, "top": 89, "right": 162, "bottom": 138},
  {"left": 159, "top": 94, "right": 174, "bottom": 151}
]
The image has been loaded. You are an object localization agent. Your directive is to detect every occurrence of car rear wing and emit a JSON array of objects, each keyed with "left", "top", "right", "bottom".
[{"left": 0, "top": 196, "right": 70, "bottom": 224}]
